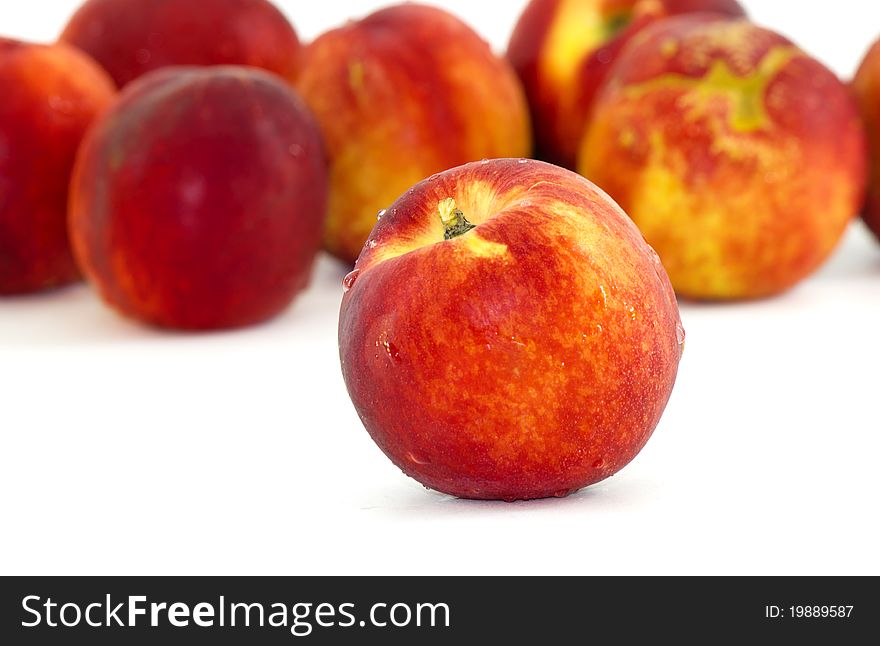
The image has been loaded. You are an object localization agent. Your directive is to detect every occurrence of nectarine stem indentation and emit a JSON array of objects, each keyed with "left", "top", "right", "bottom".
[{"left": 438, "top": 197, "right": 476, "bottom": 240}]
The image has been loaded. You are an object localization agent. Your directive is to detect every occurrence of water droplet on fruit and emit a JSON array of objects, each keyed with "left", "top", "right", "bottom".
[
  {"left": 502, "top": 495, "right": 519, "bottom": 503},
  {"left": 553, "top": 489, "right": 571, "bottom": 498},
  {"left": 592, "top": 458, "right": 605, "bottom": 469},
  {"left": 480, "top": 159, "right": 490, "bottom": 165},
  {"left": 382, "top": 338, "right": 401, "bottom": 363},
  {"left": 517, "top": 158, "right": 529, "bottom": 164},
  {"left": 288, "top": 143, "right": 304, "bottom": 157},
  {"left": 342, "top": 269, "right": 360, "bottom": 293},
  {"left": 676, "top": 323, "right": 686, "bottom": 354},
  {"left": 367, "top": 239, "right": 378, "bottom": 249},
  {"left": 48, "top": 96, "right": 74, "bottom": 115},
  {"left": 406, "top": 451, "right": 431, "bottom": 465},
  {"left": 377, "top": 209, "right": 386, "bottom": 220}
]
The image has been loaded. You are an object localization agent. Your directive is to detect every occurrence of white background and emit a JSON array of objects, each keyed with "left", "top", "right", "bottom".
[{"left": 1, "top": 1, "right": 878, "bottom": 576}]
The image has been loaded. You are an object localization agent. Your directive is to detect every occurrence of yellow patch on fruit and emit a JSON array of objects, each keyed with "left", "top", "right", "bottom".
[
  {"left": 454, "top": 179, "right": 504, "bottom": 224},
  {"left": 348, "top": 60, "right": 365, "bottom": 91},
  {"left": 628, "top": 146, "right": 740, "bottom": 296},
  {"left": 458, "top": 234, "right": 509, "bottom": 259},
  {"left": 660, "top": 39, "right": 678, "bottom": 59},
  {"left": 623, "top": 45, "right": 800, "bottom": 133},
  {"left": 366, "top": 234, "right": 437, "bottom": 266},
  {"left": 687, "top": 20, "right": 768, "bottom": 69},
  {"left": 542, "top": 0, "right": 628, "bottom": 89},
  {"left": 619, "top": 127, "right": 637, "bottom": 149},
  {"left": 368, "top": 229, "right": 509, "bottom": 266},
  {"left": 347, "top": 60, "right": 369, "bottom": 106},
  {"left": 620, "top": 128, "right": 805, "bottom": 298}
]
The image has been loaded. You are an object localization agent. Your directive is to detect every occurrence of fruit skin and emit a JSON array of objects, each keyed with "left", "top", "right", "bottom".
[
  {"left": 0, "top": 38, "right": 115, "bottom": 295},
  {"left": 69, "top": 66, "right": 327, "bottom": 330},
  {"left": 578, "top": 16, "right": 867, "bottom": 300},
  {"left": 507, "top": 0, "right": 745, "bottom": 169},
  {"left": 853, "top": 38, "right": 880, "bottom": 242},
  {"left": 339, "top": 159, "right": 683, "bottom": 501},
  {"left": 296, "top": 4, "right": 532, "bottom": 264},
  {"left": 60, "top": 0, "right": 301, "bottom": 88}
]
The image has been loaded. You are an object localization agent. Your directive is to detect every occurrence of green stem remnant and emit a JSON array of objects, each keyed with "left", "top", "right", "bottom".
[{"left": 438, "top": 198, "right": 476, "bottom": 240}]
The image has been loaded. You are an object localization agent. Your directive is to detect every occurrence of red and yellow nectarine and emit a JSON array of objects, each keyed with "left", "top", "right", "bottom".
[
  {"left": 69, "top": 67, "right": 327, "bottom": 329},
  {"left": 61, "top": 0, "right": 301, "bottom": 87},
  {"left": 0, "top": 38, "right": 114, "bottom": 294},
  {"left": 296, "top": 4, "right": 532, "bottom": 264},
  {"left": 508, "top": 0, "right": 745, "bottom": 168},
  {"left": 579, "top": 16, "right": 867, "bottom": 299},
  {"left": 339, "top": 159, "right": 683, "bottom": 501},
  {"left": 853, "top": 37, "right": 880, "bottom": 242}
]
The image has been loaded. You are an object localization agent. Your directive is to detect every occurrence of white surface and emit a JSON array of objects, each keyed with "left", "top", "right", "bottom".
[{"left": 1, "top": 0, "right": 879, "bottom": 576}]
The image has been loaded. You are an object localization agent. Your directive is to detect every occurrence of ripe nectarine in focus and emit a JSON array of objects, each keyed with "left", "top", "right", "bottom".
[
  {"left": 69, "top": 67, "right": 327, "bottom": 330},
  {"left": 0, "top": 38, "right": 114, "bottom": 294},
  {"left": 61, "top": 0, "right": 301, "bottom": 87},
  {"left": 296, "top": 4, "right": 532, "bottom": 264},
  {"left": 853, "top": 37, "right": 880, "bottom": 242},
  {"left": 339, "top": 159, "right": 683, "bottom": 501},
  {"left": 579, "top": 16, "right": 867, "bottom": 300},
  {"left": 508, "top": 0, "right": 745, "bottom": 168}
]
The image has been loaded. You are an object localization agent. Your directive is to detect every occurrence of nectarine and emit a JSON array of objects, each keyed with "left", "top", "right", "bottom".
[
  {"left": 579, "top": 16, "right": 867, "bottom": 299},
  {"left": 69, "top": 67, "right": 327, "bottom": 329},
  {"left": 0, "top": 38, "right": 114, "bottom": 294},
  {"left": 508, "top": 0, "right": 745, "bottom": 168},
  {"left": 339, "top": 159, "right": 683, "bottom": 501},
  {"left": 853, "top": 37, "right": 880, "bottom": 241},
  {"left": 60, "top": 0, "right": 301, "bottom": 87},
  {"left": 296, "top": 4, "right": 532, "bottom": 264}
]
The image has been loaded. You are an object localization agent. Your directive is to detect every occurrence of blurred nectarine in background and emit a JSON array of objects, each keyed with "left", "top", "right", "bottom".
[
  {"left": 0, "top": 38, "right": 114, "bottom": 294},
  {"left": 508, "top": 0, "right": 745, "bottom": 169},
  {"left": 296, "top": 4, "right": 532, "bottom": 264},
  {"left": 340, "top": 159, "right": 683, "bottom": 501},
  {"left": 60, "top": 0, "right": 301, "bottom": 87},
  {"left": 69, "top": 67, "right": 327, "bottom": 330},
  {"left": 853, "top": 37, "right": 880, "bottom": 242},
  {"left": 579, "top": 16, "right": 867, "bottom": 300}
]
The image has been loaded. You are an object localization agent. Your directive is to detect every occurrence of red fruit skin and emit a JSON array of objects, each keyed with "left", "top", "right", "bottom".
[
  {"left": 339, "top": 159, "right": 683, "bottom": 501},
  {"left": 60, "top": 0, "right": 301, "bottom": 87},
  {"left": 853, "top": 38, "right": 880, "bottom": 242},
  {"left": 507, "top": 0, "right": 745, "bottom": 168},
  {"left": 69, "top": 66, "right": 328, "bottom": 330},
  {"left": 0, "top": 38, "right": 115, "bottom": 295}
]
